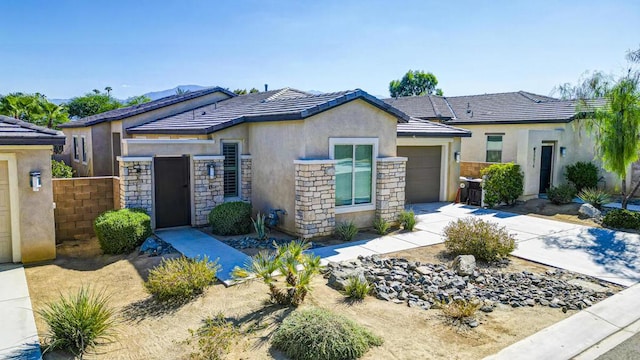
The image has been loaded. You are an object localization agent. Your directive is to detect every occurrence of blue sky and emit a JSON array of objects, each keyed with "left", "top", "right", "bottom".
[{"left": 1, "top": 1, "right": 638, "bottom": 99}]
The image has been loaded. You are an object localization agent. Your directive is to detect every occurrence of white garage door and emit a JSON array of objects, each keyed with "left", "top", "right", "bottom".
[{"left": 0, "top": 161, "right": 12, "bottom": 263}]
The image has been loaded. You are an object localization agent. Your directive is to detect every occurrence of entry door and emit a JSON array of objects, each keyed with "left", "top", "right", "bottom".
[
  {"left": 539, "top": 145, "right": 554, "bottom": 193},
  {"left": 0, "top": 161, "right": 12, "bottom": 263},
  {"left": 154, "top": 157, "right": 191, "bottom": 228}
]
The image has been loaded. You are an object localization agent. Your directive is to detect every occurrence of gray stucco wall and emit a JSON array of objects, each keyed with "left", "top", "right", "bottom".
[{"left": 91, "top": 122, "right": 112, "bottom": 176}]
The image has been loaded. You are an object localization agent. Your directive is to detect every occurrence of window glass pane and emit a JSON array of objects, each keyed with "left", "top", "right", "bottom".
[
  {"left": 335, "top": 145, "right": 353, "bottom": 206},
  {"left": 73, "top": 137, "right": 78, "bottom": 160},
  {"left": 81, "top": 138, "right": 86, "bottom": 161},
  {"left": 486, "top": 135, "right": 502, "bottom": 151},
  {"left": 486, "top": 150, "right": 502, "bottom": 163},
  {"left": 354, "top": 145, "right": 372, "bottom": 204}
]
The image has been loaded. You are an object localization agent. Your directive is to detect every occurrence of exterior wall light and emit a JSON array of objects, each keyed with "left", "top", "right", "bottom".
[
  {"left": 560, "top": 147, "right": 567, "bottom": 157},
  {"left": 207, "top": 163, "right": 215, "bottom": 178},
  {"left": 30, "top": 171, "right": 42, "bottom": 191},
  {"left": 454, "top": 151, "right": 461, "bottom": 163}
]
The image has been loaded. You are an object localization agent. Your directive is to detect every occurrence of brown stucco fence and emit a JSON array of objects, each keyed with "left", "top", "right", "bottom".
[
  {"left": 460, "top": 161, "right": 493, "bottom": 179},
  {"left": 53, "top": 176, "right": 120, "bottom": 241}
]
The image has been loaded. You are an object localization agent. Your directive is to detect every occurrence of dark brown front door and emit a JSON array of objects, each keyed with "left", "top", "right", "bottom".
[
  {"left": 154, "top": 156, "right": 191, "bottom": 228},
  {"left": 398, "top": 146, "right": 442, "bottom": 204}
]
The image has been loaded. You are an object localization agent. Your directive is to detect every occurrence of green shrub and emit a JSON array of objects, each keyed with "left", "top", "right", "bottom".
[
  {"left": 252, "top": 212, "right": 268, "bottom": 241},
  {"left": 233, "top": 241, "right": 321, "bottom": 306},
  {"left": 208, "top": 201, "right": 252, "bottom": 236},
  {"left": 373, "top": 217, "right": 391, "bottom": 235},
  {"left": 335, "top": 221, "right": 358, "bottom": 241},
  {"left": 603, "top": 209, "right": 640, "bottom": 229},
  {"left": 52, "top": 159, "right": 73, "bottom": 178},
  {"left": 399, "top": 210, "right": 417, "bottom": 231},
  {"left": 443, "top": 217, "right": 516, "bottom": 261},
  {"left": 272, "top": 307, "right": 382, "bottom": 360},
  {"left": 480, "top": 163, "right": 524, "bottom": 207},
  {"left": 547, "top": 184, "right": 577, "bottom": 205},
  {"left": 185, "top": 313, "right": 239, "bottom": 360},
  {"left": 93, "top": 208, "right": 152, "bottom": 254},
  {"left": 38, "top": 287, "right": 116, "bottom": 358},
  {"left": 343, "top": 276, "right": 372, "bottom": 301},
  {"left": 565, "top": 161, "right": 599, "bottom": 193},
  {"left": 145, "top": 256, "right": 218, "bottom": 302},
  {"left": 579, "top": 187, "right": 611, "bottom": 210}
]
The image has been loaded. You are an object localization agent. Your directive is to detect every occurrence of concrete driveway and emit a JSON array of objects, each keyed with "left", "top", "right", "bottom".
[{"left": 412, "top": 203, "right": 640, "bottom": 287}]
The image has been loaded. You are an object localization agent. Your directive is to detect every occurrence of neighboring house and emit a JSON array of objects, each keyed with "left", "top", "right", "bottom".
[
  {"left": 0, "top": 115, "right": 65, "bottom": 263},
  {"left": 385, "top": 91, "right": 616, "bottom": 200},
  {"left": 61, "top": 88, "right": 469, "bottom": 238}
]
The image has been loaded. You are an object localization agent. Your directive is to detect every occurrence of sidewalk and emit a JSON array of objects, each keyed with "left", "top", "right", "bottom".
[{"left": 0, "top": 264, "right": 41, "bottom": 360}]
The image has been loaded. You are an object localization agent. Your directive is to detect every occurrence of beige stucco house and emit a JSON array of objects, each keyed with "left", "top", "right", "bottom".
[
  {"left": 386, "top": 92, "right": 619, "bottom": 200},
  {"left": 0, "top": 115, "right": 65, "bottom": 263},
  {"left": 61, "top": 88, "right": 469, "bottom": 238}
]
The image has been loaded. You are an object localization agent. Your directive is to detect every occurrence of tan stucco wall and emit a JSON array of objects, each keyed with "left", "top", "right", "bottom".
[
  {"left": 336, "top": 211, "right": 375, "bottom": 229},
  {"left": 61, "top": 127, "right": 93, "bottom": 176},
  {"left": 91, "top": 122, "right": 112, "bottom": 176},
  {"left": 458, "top": 122, "right": 626, "bottom": 198},
  {"left": 0, "top": 146, "right": 56, "bottom": 263}
]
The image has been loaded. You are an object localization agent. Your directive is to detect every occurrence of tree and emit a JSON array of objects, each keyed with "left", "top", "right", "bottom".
[
  {"left": 233, "top": 89, "right": 247, "bottom": 95},
  {"left": 104, "top": 86, "right": 112, "bottom": 97},
  {"left": 249, "top": 88, "right": 259, "bottom": 93},
  {"left": 40, "top": 101, "right": 68, "bottom": 129},
  {"left": 389, "top": 70, "right": 443, "bottom": 97},
  {"left": 175, "top": 87, "right": 189, "bottom": 95},
  {"left": 0, "top": 92, "right": 69, "bottom": 128},
  {"left": 125, "top": 95, "right": 151, "bottom": 106},
  {"left": 569, "top": 48, "right": 640, "bottom": 209},
  {"left": 66, "top": 92, "right": 122, "bottom": 118}
]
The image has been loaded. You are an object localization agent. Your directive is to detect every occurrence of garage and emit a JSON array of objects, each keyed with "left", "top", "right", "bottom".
[{"left": 398, "top": 146, "right": 442, "bottom": 204}]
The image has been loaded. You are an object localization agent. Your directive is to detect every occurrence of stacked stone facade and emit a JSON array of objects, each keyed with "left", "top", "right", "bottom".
[
  {"left": 294, "top": 160, "right": 336, "bottom": 238},
  {"left": 119, "top": 158, "right": 153, "bottom": 215},
  {"left": 241, "top": 155, "right": 252, "bottom": 202},
  {"left": 193, "top": 157, "right": 225, "bottom": 226},
  {"left": 375, "top": 157, "right": 407, "bottom": 223}
]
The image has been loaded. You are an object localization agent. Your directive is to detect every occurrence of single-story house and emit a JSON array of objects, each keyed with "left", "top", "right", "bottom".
[
  {"left": 61, "top": 88, "right": 470, "bottom": 238},
  {"left": 385, "top": 91, "right": 617, "bottom": 199},
  {"left": 0, "top": 115, "right": 65, "bottom": 263}
]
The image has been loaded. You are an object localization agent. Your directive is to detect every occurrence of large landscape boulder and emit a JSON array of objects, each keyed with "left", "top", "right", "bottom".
[
  {"left": 451, "top": 255, "right": 476, "bottom": 276},
  {"left": 326, "top": 261, "right": 365, "bottom": 290},
  {"left": 578, "top": 203, "right": 601, "bottom": 219}
]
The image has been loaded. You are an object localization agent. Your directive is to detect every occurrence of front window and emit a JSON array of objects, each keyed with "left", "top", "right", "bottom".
[
  {"left": 72, "top": 136, "right": 79, "bottom": 161},
  {"left": 486, "top": 135, "right": 503, "bottom": 163},
  {"left": 222, "top": 142, "right": 239, "bottom": 198},
  {"left": 81, "top": 136, "right": 87, "bottom": 163},
  {"left": 334, "top": 143, "right": 374, "bottom": 207}
]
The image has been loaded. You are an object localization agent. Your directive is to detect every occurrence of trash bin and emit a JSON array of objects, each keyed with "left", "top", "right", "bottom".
[{"left": 467, "top": 179, "right": 482, "bottom": 206}]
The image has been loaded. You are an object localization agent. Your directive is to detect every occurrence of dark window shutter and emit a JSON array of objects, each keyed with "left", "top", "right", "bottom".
[{"left": 223, "top": 143, "right": 239, "bottom": 197}]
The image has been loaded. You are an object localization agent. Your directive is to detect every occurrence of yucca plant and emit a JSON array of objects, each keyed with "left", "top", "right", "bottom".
[
  {"left": 372, "top": 217, "right": 391, "bottom": 235},
  {"left": 335, "top": 221, "right": 359, "bottom": 241},
  {"left": 251, "top": 212, "right": 269, "bottom": 241},
  {"left": 399, "top": 210, "right": 417, "bottom": 231},
  {"left": 232, "top": 241, "right": 321, "bottom": 306},
  {"left": 578, "top": 187, "right": 611, "bottom": 210},
  {"left": 343, "top": 276, "right": 373, "bottom": 300},
  {"left": 38, "top": 287, "right": 116, "bottom": 359}
]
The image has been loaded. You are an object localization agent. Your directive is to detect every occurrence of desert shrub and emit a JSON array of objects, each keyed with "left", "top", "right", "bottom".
[
  {"left": 440, "top": 298, "right": 481, "bottom": 320},
  {"left": 272, "top": 307, "right": 382, "bottom": 360},
  {"left": 52, "top": 159, "right": 73, "bottom": 178},
  {"left": 480, "top": 163, "right": 524, "bottom": 207},
  {"left": 233, "top": 241, "right": 321, "bottom": 306},
  {"left": 145, "top": 256, "right": 218, "bottom": 302},
  {"left": 252, "top": 212, "right": 268, "bottom": 241},
  {"left": 93, "top": 208, "right": 152, "bottom": 254},
  {"left": 343, "top": 276, "right": 373, "bottom": 301},
  {"left": 208, "top": 201, "right": 252, "bottom": 236},
  {"left": 565, "top": 161, "right": 599, "bottom": 193},
  {"left": 38, "top": 287, "right": 116, "bottom": 358},
  {"left": 185, "top": 313, "right": 239, "bottom": 360},
  {"left": 372, "top": 217, "right": 391, "bottom": 235},
  {"left": 398, "top": 210, "right": 417, "bottom": 231},
  {"left": 579, "top": 187, "right": 611, "bottom": 210},
  {"left": 602, "top": 209, "right": 640, "bottom": 229},
  {"left": 335, "top": 221, "right": 358, "bottom": 241},
  {"left": 443, "top": 217, "right": 516, "bottom": 261},
  {"left": 547, "top": 184, "right": 577, "bottom": 205}
]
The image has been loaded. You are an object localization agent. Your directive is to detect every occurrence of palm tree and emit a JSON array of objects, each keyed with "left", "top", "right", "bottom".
[
  {"left": 41, "top": 102, "right": 67, "bottom": 129},
  {"left": 92, "top": 89, "right": 100, "bottom": 94},
  {"left": 104, "top": 86, "right": 112, "bottom": 97}
]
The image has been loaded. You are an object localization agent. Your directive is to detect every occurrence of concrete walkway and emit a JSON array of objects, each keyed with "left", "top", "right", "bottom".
[
  {"left": 0, "top": 264, "right": 41, "bottom": 360},
  {"left": 155, "top": 228, "right": 250, "bottom": 286}
]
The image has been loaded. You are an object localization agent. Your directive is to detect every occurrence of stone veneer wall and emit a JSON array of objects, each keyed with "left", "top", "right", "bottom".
[
  {"left": 294, "top": 160, "right": 336, "bottom": 238},
  {"left": 376, "top": 157, "right": 407, "bottom": 223},
  {"left": 193, "top": 156, "right": 225, "bottom": 226},
  {"left": 241, "top": 155, "right": 252, "bottom": 202},
  {"left": 118, "top": 157, "right": 153, "bottom": 215}
]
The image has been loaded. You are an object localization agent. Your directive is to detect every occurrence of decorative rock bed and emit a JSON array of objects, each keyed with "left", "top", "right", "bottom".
[
  {"left": 220, "top": 236, "right": 323, "bottom": 250},
  {"left": 139, "top": 237, "right": 178, "bottom": 256},
  {"left": 326, "top": 255, "right": 619, "bottom": 312}
]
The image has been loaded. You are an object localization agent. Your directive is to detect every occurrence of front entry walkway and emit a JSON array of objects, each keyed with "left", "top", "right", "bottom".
[
  {"left": 0, "top": 264, "right": 41, "bottom": 360},
  {"left": 155, "top": 228, "right": 250, "bottom": 286}
]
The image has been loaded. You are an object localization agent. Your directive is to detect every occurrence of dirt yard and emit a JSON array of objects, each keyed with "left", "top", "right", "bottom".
[
  {"left": 497, "top": 198, "right": 600, "bottom": 227},
  {"left": 26, "top": 239, "right": 609, "bottom": 360}
]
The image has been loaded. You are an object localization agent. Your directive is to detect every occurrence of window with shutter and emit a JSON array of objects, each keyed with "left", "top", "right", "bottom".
[{"left": 223, "top": 143, "right": 239, "bottom": 198}]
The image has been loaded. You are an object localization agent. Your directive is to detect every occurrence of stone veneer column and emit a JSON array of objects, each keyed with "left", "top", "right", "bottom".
[
  {"left": 192, "top": 156, "right": 225, "bottom": 226},
  {"left": 118, "top": 157, "right": 153, "bottom": 215},
  {"left": 294, "top": 159, "right": 336, "bottom": 239},
  {"left": 376, "top": 157, "right": 408, "bottom": 223},
  {"left": 240, "top": 155, "right": 252, "bottom": 202}
]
